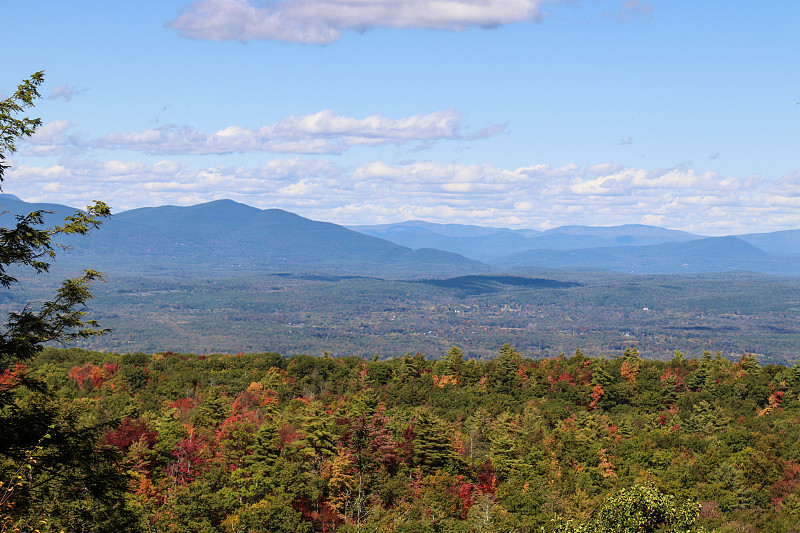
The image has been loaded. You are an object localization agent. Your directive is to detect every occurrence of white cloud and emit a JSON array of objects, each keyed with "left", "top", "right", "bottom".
[
  {"left": 70, "top": 109, "right": 502, "bottom": 155},
  {"left": 6, "top": 155, "right": 796, "bottom": 235},
  {"left": 22, "top": 121, "right": 78, "bottom": 156},
  {"left": 168, "top": 0, "right": 562, "bottom": 44}
]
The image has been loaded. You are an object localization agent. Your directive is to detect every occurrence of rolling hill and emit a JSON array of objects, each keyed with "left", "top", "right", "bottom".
[
  {"left": 1, "top": 197, "right": 489, "bottom": 278},
  {"left": 3, "top": 195, "right": 800, "bottom": 277}
]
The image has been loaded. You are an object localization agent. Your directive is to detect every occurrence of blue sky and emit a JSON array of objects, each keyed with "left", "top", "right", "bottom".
[{"left": 3, "top": 0, "right": 799, "bottom": 234}]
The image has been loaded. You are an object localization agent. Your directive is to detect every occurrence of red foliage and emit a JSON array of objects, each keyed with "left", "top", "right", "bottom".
[
  {"left": 660, "top": 367, "right": 685, "bottom": 391},
  {"left": 231, "top": 389, "right": 261, "bottom": 415},
  {"left": 103, "top": 417, "right": 158, "bottom": 453},
  {"left": 279, "top": 423, "right": 301, "bottom": 447},
  {"left": 447, "top": 475, "right": 476, "bottom": 518},
  {"left": 310, "top": 502, "right": 342, "bottom": 532},
  {"left": 771, "top": 461, "right": 800, "bottom": 506},
  {"left": 102, "top": 362, "right": 119, "bottom": 376},
  {"left": 577, "top": 369, "right": 593, "bottom": 386},
  {"left": 293, "top": 497, "right": 313, "bottom": 521},
  {"left": 68, "top": 364, "right": 93, "bottom": 389},
  {"left": 68, "top": 362, "right": 118, "bottom": 389},
  {"left": 0, "top": 363, "right": 26, "bottom": 392},
  {"left": 89, "top": 365, "right": 106, "bottom": 388},
  {"left": 169, "top": 397, "right": 198, "bottom": 415},
  {"left": 171, "top": 427, "right": 211, "bottom": 485},
  {"left": 475, "top": 460, "right": 498, "bottom": 495},
  {"left": 410, "top": 469, "right": 423, "bottom": 499},
  {"left": 215, "top": 410, "right": 261, "bottom": 467},
  {"left": 261, "top": 395, "right": 278, "bottom": 406}
]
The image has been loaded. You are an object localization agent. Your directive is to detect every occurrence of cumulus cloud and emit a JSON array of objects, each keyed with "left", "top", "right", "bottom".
[
  {"left": 5, "top": 157, "right": 342, "bottom": 211},
  {"left": 168, "top": 0, "right": 562, "bottom": 44},
  {"left": 6, "top": 156, "right": 792, "bottom": 235},
  {"left": 22, "top": 121, "right": 80, "bottom": 156},
  {"left": 73, "top": 109, "right": 503, "bottom": 155}
]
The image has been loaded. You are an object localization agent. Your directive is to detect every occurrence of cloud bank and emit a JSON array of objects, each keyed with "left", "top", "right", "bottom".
[
  {"left": 168, "top": 0, "right": 561, "bottom": 43},
  {"left": 26, "top": 109, "right": 504, "bottom": 156},
  {"left": 6, "top": 157, "right": 790, "bottom": 235}
]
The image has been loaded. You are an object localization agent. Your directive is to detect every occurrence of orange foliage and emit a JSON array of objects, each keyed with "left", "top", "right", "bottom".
[
  {"left": 452, "top": 431, "right": 465, "bottom": 455},
  {"left": 433, "top": 374, "right": 459, "bottom": 388},
  {"left": 620, "top": 360, "right": 639, "bottom": 382},
  {"left": 246, "top": 381, "right": 263, "bottom": 392},
  {"left": 588, "top": 384, "right": 604, "bottom": 411},
  {"left": 758, "top": 390, "right": 785, "bottom": 417},
  {"left": 68, "top": 362, "right": 118, "bottom": 390},
  {"left": 597, "top": 448, "right": 617, "bottom": 478}
]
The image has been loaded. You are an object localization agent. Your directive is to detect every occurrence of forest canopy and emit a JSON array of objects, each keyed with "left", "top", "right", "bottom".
[{"left": 5, "top": 345, "right": 800, "bottom": 532}]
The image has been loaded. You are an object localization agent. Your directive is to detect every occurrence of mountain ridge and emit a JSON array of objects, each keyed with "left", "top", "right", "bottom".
[{"left": 2, "top": 196, "right": 800, "bottom": 277}]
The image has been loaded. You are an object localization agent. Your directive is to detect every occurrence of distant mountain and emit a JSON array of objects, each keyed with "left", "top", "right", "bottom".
[
  {"left": 493, "top": 236, "right": 793, "bottom": 275},
  {"left": 354, "top": 223, "right": 530, "bottom": 261},
  {"left": 0, "top": 193, "right": 88, "bottom": 226},
  {"left": 4, "top": 196, "right": 800, "bottom": 277},
  {"left": 350, "top": 221, "right": 703, "bottom": 260},
  {"left": 2, "top": 198, "right": 490, "bottom": 278},
  {"left": 529, "top": 224, "right": 701, "bottom": 249},
  {"left": 350, "top": 220, "right": 527, "bottom": 238},
  {"left": 738, "top": 230, "right": 800, "bottom": 257}
]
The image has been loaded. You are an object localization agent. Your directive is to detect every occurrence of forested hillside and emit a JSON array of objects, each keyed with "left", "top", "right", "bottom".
[{"left": 6, "top": 346, "right": 800, "bottom": 531}]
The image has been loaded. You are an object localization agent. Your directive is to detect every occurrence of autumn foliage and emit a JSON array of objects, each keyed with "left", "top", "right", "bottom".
[{"left": 11, "top": 345, "right": 800, "bottom": 531}]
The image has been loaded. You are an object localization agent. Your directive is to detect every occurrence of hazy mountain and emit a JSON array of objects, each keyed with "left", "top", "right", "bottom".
[
  {"left": 738, "top": 229, "right": 800, "bottom": 257},
  {"left": 0, "top": 193, "right": 86, "bottom": 226},
  {"left": 350, "top": 220, "right": 703, "bottom": 259},
  {"left": 529, "top": 224, "right": 701, "bottom": 249},
  {"left": 2, "top": 198, "right": 490, "bottom": 278},
  {"left": 350, "top": 224, "right": 535, "bottom": 261},
  {"left": 3, "top": 196, "right": 800, "bottom": 277},
  {"left": 493, "top": 236, "right": 792, "bottom": 274},
  {"left": 350, "top": 220, "right": 528, "bottom": 238}
]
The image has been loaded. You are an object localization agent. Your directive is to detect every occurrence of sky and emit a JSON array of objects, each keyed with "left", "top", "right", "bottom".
[{"left": 2, "top": 0, "right": 799, "bottom": 235}]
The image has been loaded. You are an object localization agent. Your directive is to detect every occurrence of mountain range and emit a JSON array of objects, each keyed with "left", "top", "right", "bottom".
[{"left": 3, "top": 193, "right": 800, "bottom": 278}]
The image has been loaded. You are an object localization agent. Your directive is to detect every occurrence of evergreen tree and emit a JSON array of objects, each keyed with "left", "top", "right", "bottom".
[
  {"left": 443, "top": 345, "right": 464, "bottom": 377},
  {"left": 492, "top": 343, "right": 521, "bottom": 393},
  {"left": 410, "top": 410, "right": 460, "bottom": 472},
  {"left": 0, "top": 72, "right": 133, "bottom": 530}
]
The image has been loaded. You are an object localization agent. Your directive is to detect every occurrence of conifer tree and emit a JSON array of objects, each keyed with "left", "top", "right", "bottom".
[
  {"left": 411, "top": 410, "right": 460, "bottom": 472},
  {"left": 0, "top": 72, "right": 135, "bottom": 531},
  {"left": 444, "top": 345, "right": 464, "bottom": 377}
]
